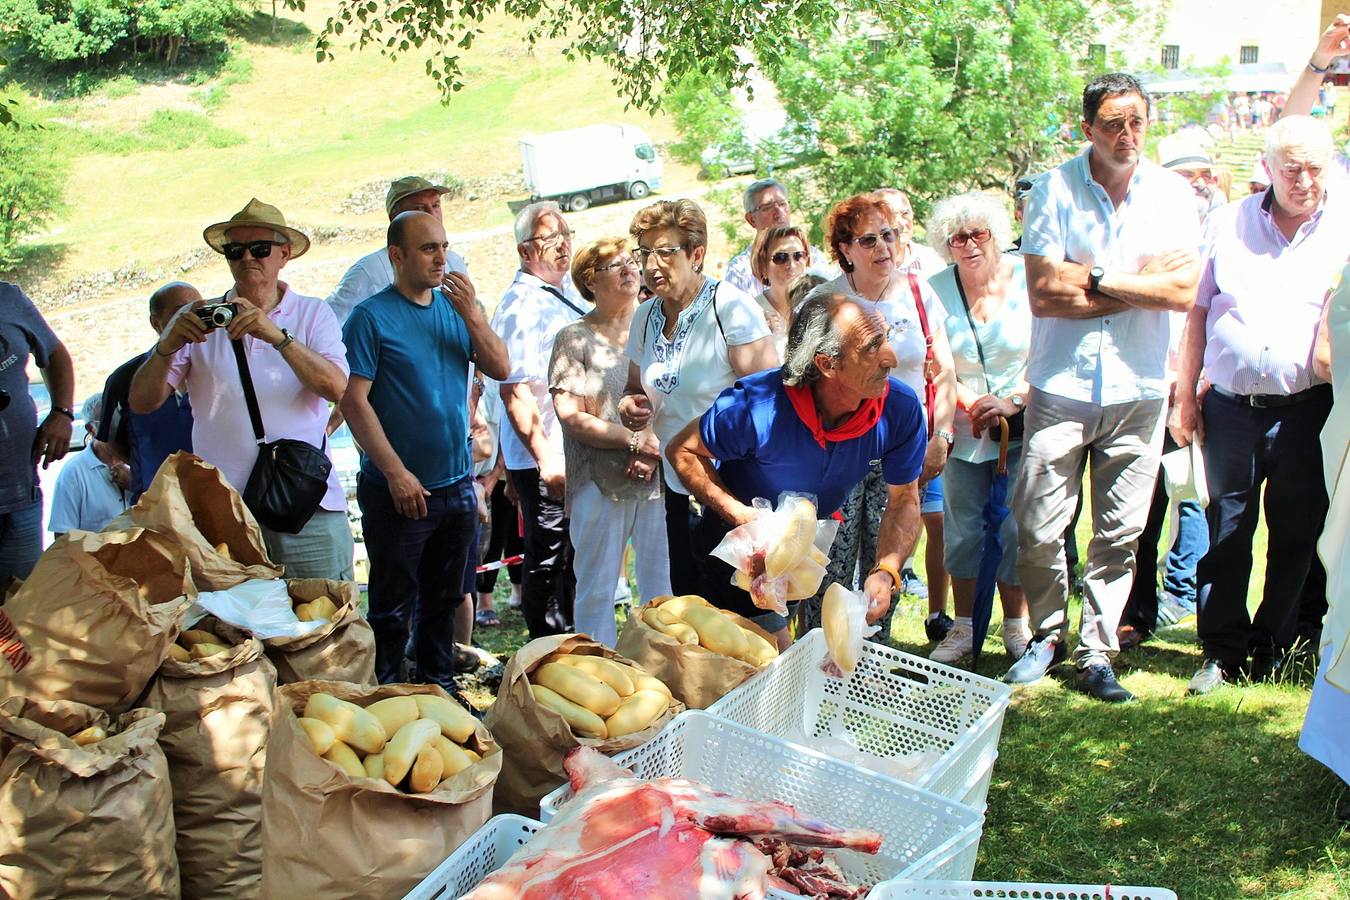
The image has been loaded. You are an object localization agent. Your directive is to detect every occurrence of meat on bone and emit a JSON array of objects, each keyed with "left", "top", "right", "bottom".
[{"left": 461, "top": 746, "right": 882, "bottom": 900}]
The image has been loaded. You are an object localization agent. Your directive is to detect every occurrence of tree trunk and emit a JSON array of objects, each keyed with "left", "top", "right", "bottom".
[{"left": 272, "top": 0, "right": 278, "bottom": 35}]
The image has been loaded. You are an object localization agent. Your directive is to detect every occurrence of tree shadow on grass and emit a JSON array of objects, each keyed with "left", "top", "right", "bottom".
[
  {"left": 0, "top": 243, "right": 70, "bottom": 285},
  {"left": 980, "top": 681, "right": 1349, "bottom": 898}
]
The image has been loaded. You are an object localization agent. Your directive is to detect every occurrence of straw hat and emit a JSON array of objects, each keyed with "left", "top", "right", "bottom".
[{"left": 203, "top": 198, "right": 310, "bottom": 258}]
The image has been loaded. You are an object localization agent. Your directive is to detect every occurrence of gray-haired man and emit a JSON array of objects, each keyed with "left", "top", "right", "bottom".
[
  {"left": 489, "top": 201, "right": 588, "bottom": 639},
  {"left": 722, "top": 179, "right": 795, "bottom": 295}
]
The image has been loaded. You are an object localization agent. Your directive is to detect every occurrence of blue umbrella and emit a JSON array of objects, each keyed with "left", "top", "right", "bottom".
[{"left": 970, "top": 417, "right": 1012, "bottom": 668}]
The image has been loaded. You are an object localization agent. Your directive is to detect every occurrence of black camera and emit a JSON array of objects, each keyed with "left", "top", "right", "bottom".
[{"left": 195, "top": 302, "right": 240, "bottom": 330}]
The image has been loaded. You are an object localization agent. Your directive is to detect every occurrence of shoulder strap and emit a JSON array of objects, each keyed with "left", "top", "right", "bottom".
[
  {"left": 906, "top": 272, "right": 935, "bottom": 383},
  {"left": 952, "top": 269, "right": 991, "bottom": 392},
  {"left": 230, "top": 338, "right": 267, "bottom": 446},
  {"left": 711, "top": 280, "right": 727, "bottom": 345},
  {"left": 539, "top": 282, "right": 587, "bottom": 317}
]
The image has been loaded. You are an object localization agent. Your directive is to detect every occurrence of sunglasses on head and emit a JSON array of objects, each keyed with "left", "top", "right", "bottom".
[
  {"left": 770, "top": 250, "right": 808, "bottom": 266},
  {"left": 947, "top": 229, "right": 992, "bottom": 248},
  {"left": 849, "top": 229, "right": 896, "bottom": 249},
  {"left": 222, "top": 240, "right": 282, "bottom": 261}
]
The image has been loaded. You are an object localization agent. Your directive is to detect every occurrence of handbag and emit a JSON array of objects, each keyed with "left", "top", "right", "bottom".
[
  {"left": 230, "top": 336, "right": 332, "bottom": 534},
  {"left": 953, "top": 269, "right": 1025, "bottom": 441},
  {"left": 906, "top": 272, "right": 938, "bottom": 436}
]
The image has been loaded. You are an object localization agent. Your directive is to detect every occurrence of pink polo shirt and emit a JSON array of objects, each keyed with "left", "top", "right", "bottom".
[{"left": 166, "top": 285, "right": 349, "bottom": 512}]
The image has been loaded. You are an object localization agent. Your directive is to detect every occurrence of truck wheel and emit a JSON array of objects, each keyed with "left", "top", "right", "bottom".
[
  {"left": 628, "top": 181, "right": 650, "bottom": 200},
  {"left": 567, "top": 194, "right": 591, "bottom": 212}
]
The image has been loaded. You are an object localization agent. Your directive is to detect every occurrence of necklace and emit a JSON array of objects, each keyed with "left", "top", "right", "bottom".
[{"left": 846, "top": 270, "right": 892, "bottom": 302}]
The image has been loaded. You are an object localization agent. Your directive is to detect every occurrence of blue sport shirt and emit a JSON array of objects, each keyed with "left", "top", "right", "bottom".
[
  {"left": 343, "top": 286, "right": 475, "bottom": 490},
  {"left": 699, "top": 368, "right": 927, "bottom": 516}
]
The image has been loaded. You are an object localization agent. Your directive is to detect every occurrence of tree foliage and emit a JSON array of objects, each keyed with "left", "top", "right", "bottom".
[
  {"left": 770, "top": 0, "right": 1134, "bottom": 225},
  {"left": 0, "top": 97, "right": 67, "bottom": 265},
  {"left": 0, "top": 0, "right": 242, "bottom": 67},
  {"left": 282, "top": 0, "right": 853, "bottom": 111}
]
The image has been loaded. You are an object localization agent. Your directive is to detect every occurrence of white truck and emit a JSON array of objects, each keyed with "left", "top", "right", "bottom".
[{"left": 520, "top": 124, "right": 662, "bottom": 212}]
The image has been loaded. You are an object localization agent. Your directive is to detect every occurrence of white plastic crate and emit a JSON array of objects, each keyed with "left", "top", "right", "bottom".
[
  {"left": 706, "top": 628, "right": 1011, "bottom": 809},
  {"left": 870, "top": 880, "right": 1177, "bottom": 899},
  {"left": 539, "top": 710, "right": 984, "bottom": 889},
  {"left": 403, "top": 814, "right": 541, "bottom": 900}
]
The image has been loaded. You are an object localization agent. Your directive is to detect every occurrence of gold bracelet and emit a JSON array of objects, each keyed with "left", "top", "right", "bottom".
[{"left": 869, "top": 562, "right": 903, "bottom": 596}]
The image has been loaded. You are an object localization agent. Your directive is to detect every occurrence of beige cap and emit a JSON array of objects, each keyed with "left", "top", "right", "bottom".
[{"left": 386, "top": 176, "right": 452, "bottom": 216}]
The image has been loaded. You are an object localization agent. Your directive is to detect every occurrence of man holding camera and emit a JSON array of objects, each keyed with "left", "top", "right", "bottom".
[{"left": 129, "top": 199, "right": 353, "bottom": 579}]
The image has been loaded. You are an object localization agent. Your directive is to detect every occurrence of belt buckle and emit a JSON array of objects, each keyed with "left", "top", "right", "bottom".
[{"left": 1248, "top": 394, "right": 1270, "bottom": 409}]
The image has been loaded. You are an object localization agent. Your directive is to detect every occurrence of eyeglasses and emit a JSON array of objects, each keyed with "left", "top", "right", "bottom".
[
  {"left": 754, "top": 198, "right": 789, "bottom": 215},
  {"left": 222, "top": 240, "right": 282, "bottom": 261},
  {"left": 597, "top": 256, "right": 638, "bottom": 273},
  {"left": 636, "top": 245, "right": 686, "bottom": 263},
  {"left": 526, "top": 228, "right": 574, "bottom": 248},
  {"left": 770, "top": 250, "right": 808, "bottom": 266},
  {"left": 847, "top": 229, "right": 896, "bottom": 249},
  {"left": 947, "top": 229, "right": 992, "bottom": 248}
]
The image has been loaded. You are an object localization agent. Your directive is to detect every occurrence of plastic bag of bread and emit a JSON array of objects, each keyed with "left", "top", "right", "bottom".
[
  {"left": 0, "top": 699, "right": 179, "bottom": 899},
  {"left": 820, "top": 582, "right": 880, "bottom": 677},
  {"left": 710, "top": 492, "right": 839, "bottom": 615}
]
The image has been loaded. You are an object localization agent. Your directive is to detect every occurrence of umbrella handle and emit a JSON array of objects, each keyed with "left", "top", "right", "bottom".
[{"left": 996, "top": 416, "right": 1010, "bottom": 476}]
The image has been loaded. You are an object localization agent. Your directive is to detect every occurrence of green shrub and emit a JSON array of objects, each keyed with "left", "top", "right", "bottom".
[{"left": 0, "top": 96, "right": 68, "bottom": 265}]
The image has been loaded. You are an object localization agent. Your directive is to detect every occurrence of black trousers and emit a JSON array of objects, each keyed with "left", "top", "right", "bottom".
[
  {"left": 664, "top": 490, "right": 704, "bottom": 596},
  {"left": 1195, "top": 386, "right": 1332, "bottom": 667},
  {"left": 477, "top": 479, "right": 523, "bottom": 595},
  {"left": 511, "top": 467, "right": 575, "bottom": 639}
]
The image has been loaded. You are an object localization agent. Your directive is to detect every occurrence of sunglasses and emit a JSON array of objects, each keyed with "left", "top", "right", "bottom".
[
  {"left": 848, "top": 229, "right": 896, "bottom": 249},
  {"left": 770, "top": 250, "right": 808, "bottom": 266},
  {"left": 222, "top": 240, "right": 282, "bottom": 261},
  {"left": 947, "top": 229, "right": 992, "bottom": 248}
]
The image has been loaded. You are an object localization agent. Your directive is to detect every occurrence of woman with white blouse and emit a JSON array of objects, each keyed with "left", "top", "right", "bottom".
[{"left": 618, "top": 199, "right": 779, "bottom": 598}]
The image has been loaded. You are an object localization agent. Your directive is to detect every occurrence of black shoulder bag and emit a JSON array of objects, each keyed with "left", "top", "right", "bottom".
[
  {"left": 230, "top": 337, "right": 332, "bottom": 534},
  {"left": 954, "top": 269, "right": 1024, "bottom": 441}
]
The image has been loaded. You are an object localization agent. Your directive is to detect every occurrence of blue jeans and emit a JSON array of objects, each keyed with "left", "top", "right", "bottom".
[
  {"left": 1195, "top": 386, "right": 1332, "bottom": 667},
  {"left": 0, "top": 500, "right": 42, "bottom": 586},
  {"left": 358, "top": 473, "right": 477, "bottom": 690}
]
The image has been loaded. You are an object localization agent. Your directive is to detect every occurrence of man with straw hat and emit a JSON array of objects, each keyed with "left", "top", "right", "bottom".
[
  {"left": 129, "top": 198, "right": 354, "bottom": 579},
  {"left": 327, "top": 175, "right": 471, "bottom": 325}
]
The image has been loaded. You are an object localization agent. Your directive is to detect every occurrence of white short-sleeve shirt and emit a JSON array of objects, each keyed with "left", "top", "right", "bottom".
[
  {"left": 489, "top": 271, "right": 588, "bottom": 472},
  {"left": 821, "top": 272, "right": 946, "bottom": 406},
  {"left": 47, "top": 444, "right": 128, "bottom": 534},
  {"left": 1021, "top": 149, "right": 1202, "bottom": 406},
  {"left": 625, "top": 278, "right": 771, "bottom": 493}
]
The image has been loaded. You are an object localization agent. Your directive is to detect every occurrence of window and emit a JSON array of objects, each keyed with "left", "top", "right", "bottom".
[
  {"left": 1239, "top": 45, "right": 1259, "bottom": 65},
  {"left": 634, "top": 143, "right": 655, "bottom": 161},
  {"left": 1161, "top": 45, "right": 1180, "bottom": 69},
  {"left": 868, "top": 37, "right": 887, "bottom": 55},
  {"left": 1087, "top": 44, "right": 1106, "bottom": 69}
]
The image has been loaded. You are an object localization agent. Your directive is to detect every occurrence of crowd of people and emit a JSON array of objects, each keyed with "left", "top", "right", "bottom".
[{"left": 2, "top": 19, "right": 1348, "bottom": 815}]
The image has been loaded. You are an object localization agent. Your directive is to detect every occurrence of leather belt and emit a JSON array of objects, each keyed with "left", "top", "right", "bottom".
[{"left": 1210, "top": 383, "right": 1331, "bottom": 409}]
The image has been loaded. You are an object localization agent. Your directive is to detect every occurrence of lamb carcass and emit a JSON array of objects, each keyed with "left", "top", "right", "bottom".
[{"left": 461, "top": 746, "right": 882, "bottom": 900}]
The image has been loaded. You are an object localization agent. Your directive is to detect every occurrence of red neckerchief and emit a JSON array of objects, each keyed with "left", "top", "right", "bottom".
[{"left": 783, "top": 382, "right": 889, "bottom": 450}]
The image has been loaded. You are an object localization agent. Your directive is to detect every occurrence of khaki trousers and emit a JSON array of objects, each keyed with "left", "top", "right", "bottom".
[{"left": 1013, "top": 389, "right": 1166, "bottom": 665}]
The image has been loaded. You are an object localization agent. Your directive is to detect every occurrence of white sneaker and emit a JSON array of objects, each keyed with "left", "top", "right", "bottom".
[
  {"left": 930, "top": 620, "right": 974, "bottom": 664},
  {"left": 1002, "top": 620, "right": 1032, "bottom": 658}
]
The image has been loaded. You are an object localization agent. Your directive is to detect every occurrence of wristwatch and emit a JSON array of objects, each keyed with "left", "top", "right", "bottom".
[
  {"left": 1088, "top": 266, "right": 1105, "bottom": 292},
  {"left": 870, "top": 562, "right": 903, "bottom": 597},
  {"left": 273, "top": 328, "right": 296, "bottom": 351},
  {"left": 1010, "top": 394, "right": 1025, "bottom": 411},
  {"left": 936, "top": 428, "right": 956, "bottom": 446}
]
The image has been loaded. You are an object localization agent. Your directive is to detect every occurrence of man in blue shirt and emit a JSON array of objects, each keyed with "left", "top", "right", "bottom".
[
  {"left": 98, "top": 282, "right": 197, "bottom": 501},
  {"left": 668, "top": 292, "right": 927, "bottom": 647},
  {"left": 340, "top": 210, "right": 509, "bottom": 691}
]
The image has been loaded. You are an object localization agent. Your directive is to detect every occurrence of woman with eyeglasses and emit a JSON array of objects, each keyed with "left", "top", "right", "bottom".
[
  {"left": 549, "top": 238, "right": 671, "bottom": 646},
  {"left": 923, "top": 191, "right": 1033, "bottom": 664},
  {"left": 748, "top": 225, "right": 813, "bottom": 358},
  {"left": 801, "top": 192, "right": 957, "bottom": 644},
  {"left": 618, "top": 199, "right": 779, "bottom": 611}
]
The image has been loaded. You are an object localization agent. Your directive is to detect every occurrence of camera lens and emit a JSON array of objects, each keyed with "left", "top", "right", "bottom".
[{"left": 210, "top": 307, "right": 234, "bottom": 327}]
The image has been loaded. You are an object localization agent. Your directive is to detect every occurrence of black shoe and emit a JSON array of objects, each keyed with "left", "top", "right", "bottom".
[
  {"left": 1187, "top": 658, "right": 1234, "bottom": 695},
  {"left": 1073, "top": 662, "right": 1134, "bottom": 702},
  {"left": 925, "top": 611, "right": 955, "bottom": 642}
]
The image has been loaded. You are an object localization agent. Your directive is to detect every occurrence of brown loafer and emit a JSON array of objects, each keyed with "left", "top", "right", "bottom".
[{"left": 1116, "top": 625, "right": 1146, "bottom": 652}]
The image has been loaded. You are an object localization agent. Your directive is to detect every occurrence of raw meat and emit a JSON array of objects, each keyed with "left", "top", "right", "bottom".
[
  {"left": 461, "top": 746, "right": 882, "bottom": 899},
  {"left": 754, "top": 838, "right": 871, "bottom": 898}
]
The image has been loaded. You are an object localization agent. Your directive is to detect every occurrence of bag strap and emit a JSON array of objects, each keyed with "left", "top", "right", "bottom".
[
  {"left": 539, "top": 282, "right": 587, "bottom": 317},
  {"left": 230, "top": 337, "right": 267, "bottom": 447},
  {"left": 952, "top": 268, "right": 992, "bottom": 393},
  {"left": 906, "top": 272, "right": 935, "bottom": 386},
  {"left": 711, "top": 280, "right": 727, "bottom": 346}
]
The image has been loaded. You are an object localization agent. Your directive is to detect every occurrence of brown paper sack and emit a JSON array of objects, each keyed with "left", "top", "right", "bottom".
[
  {"left": 262, "top": 680, "right": 502, "bottom": 899},
  {"left": 261, "top": 580, "right": 375, "bottom": 686},
  {"left": 0, "top": 528, "right": 193, "bottom": 714},
  {"left": 0, "top": 699, "right": 179, "bottom": 899},
  {"left": 615, "top": 598, "right": 775, "bottom": 710},
  {"left": 142, "top": 623, "right": 277, "bottom": 900},
  {"left": 117, "top": 451, "right": 283, "bottom": 589},
  {"left": 484, "top": 634, "right": 684, "bottom": 817}
]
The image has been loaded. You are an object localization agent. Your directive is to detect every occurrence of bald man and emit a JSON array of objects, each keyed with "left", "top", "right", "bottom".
[{"left": 97, "top": 281, "right": 199, "bottom": 501}]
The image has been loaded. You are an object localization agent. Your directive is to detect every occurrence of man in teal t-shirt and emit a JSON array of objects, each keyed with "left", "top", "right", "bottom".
[{"left": 340, "top": 211, "right": 509, "bottom": 692}]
